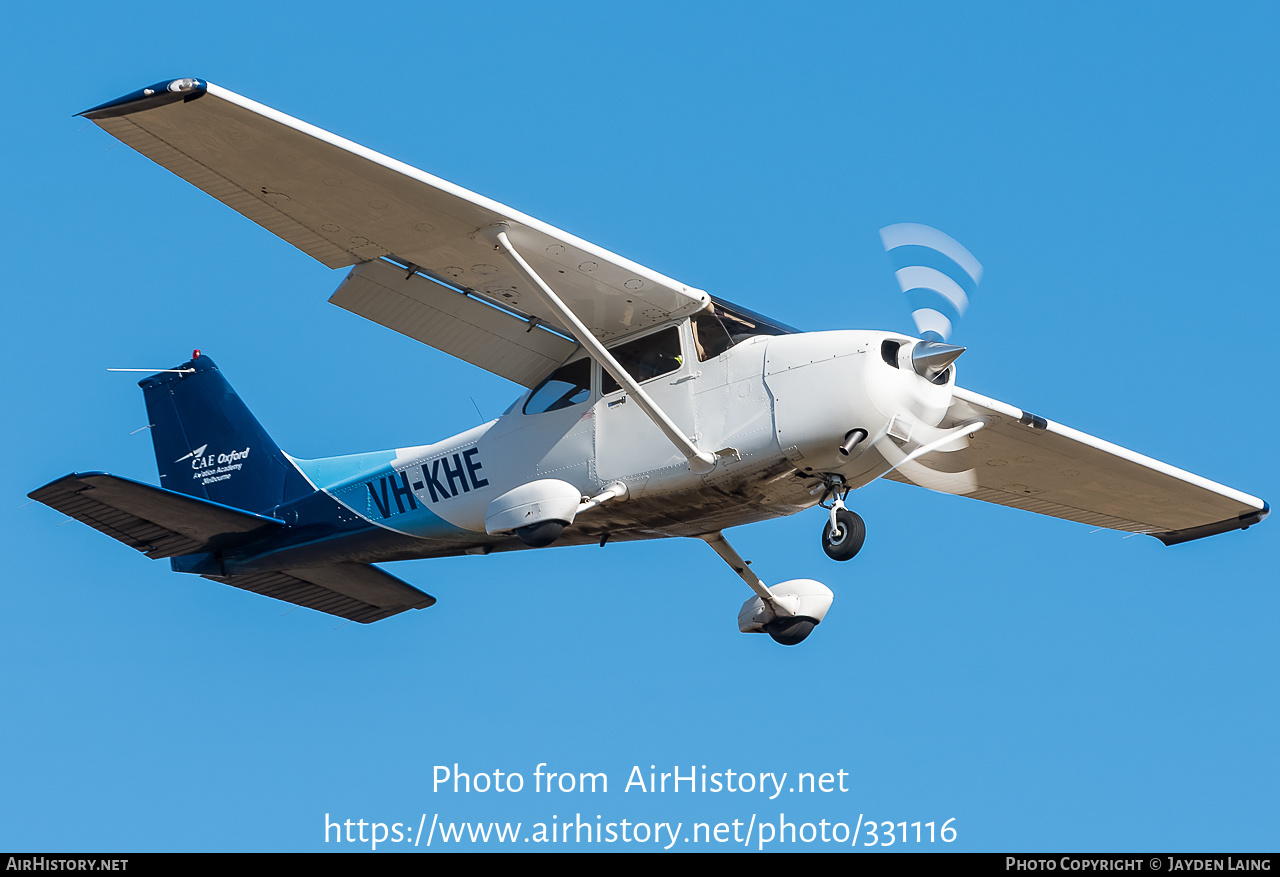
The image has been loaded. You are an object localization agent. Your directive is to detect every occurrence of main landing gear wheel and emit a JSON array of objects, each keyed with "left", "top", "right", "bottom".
[
  {"left": 516, "top": 520, "right": 566, "bottom": 548},
  {"left": 822, "top": 509, "right": 865, "bottom": 561}
]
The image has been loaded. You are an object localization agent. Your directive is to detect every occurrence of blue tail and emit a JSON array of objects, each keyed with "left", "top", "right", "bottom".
[
  {"left": 29, "top": 352, "right": 435, "bottom": 622},
  {"left": 139, "top": 353, "right": 312, "bottom": 513}
]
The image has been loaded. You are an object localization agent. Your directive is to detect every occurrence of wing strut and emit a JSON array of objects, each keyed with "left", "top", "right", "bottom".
[
  {"left": 487, "top": 225, "right": 718, "bottom": 474},
  {"left": 700, "top": 530, "right": 776, "bottom": 605},
  {"left": 700, "top": 531, "right": 835, "bottom": 646}
]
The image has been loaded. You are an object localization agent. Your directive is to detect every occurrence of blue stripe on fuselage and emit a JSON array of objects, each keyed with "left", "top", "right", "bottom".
[
  {"left": 215, "top": 484, "right": 443, "bottom": 573},
  {"left": 291, "top": 444, "right": 493, "bottom": 539},
  {"left": 290, "top": 450, "right": 398, "bottom": 490},
  {"left": 326, "top": 449, "right": 489, "bottom": 539}
]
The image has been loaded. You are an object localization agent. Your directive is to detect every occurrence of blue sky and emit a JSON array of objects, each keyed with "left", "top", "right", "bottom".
[{"left": 3, "top": 1, "right": 1277, "bottom": 852}]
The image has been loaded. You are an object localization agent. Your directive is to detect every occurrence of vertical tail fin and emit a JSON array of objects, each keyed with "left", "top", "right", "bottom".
[{"left": 139, "top": 353, "right": 312, "bottom": 513}]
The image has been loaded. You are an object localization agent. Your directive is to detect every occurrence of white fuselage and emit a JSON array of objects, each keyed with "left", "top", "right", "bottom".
[{"left": 314, "top": 325, "right": 945, "bottom": 551}]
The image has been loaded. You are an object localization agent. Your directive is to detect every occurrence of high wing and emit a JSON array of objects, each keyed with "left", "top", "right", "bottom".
[
  {"left": 81, "top": 78, "right": 710, "bottom": 385},
  {"left": 888, "top": 386, "right": 1268, "bottom": 544}
]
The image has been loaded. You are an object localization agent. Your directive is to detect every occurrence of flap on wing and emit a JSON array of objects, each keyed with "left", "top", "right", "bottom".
[
  {"left": 330, "top": 259, "right": 578, "bottom": 387},
  {"left": 29, "top": 472, "right": 283, "bottom": 558},
  {"left": 83, "top": 79, "right": 710, "bottom": 344},
  {"left": 884, "top": 388, "right": 1268, "bottom": 543},
  {"left": 204, "top": 563, "right": 435, "bottom": 624}
]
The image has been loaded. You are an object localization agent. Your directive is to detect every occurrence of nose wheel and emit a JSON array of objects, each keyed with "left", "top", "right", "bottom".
[
  {"left": 818, "top": 481, "right": 865, "bottom": 561},
  {"left": 822, "top": 509, "right": 865, "bottom": 561}
]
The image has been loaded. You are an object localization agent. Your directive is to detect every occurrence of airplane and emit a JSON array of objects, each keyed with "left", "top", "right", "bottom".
[{"left": 30, "top": 77, "right": 1269, "bottom": 645}]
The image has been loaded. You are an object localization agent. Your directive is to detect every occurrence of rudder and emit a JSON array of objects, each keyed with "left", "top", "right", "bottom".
[{"left": 140, "top": 353, "right": 312, "bottom": 513}]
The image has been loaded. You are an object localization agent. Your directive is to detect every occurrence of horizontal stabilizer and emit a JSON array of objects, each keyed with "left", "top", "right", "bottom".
[
  {"left": 203, "top": 564, "right": 435, "bottom": 623},
  {"left": 29, "top": 472, "right": 283, "bottom": 558}
]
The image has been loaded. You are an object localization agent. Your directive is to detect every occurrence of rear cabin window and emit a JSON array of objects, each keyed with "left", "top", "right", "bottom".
[{"left": 523, "top": 358, "right": 592, "bottom": 414}]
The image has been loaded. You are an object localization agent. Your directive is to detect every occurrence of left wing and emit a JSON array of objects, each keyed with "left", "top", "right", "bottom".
[
  {"left": 885, "top": 387, "right": 1268, "bottom": 544},
  {"left": 81, "top": 78, "right": 710, "bottom": 358}
]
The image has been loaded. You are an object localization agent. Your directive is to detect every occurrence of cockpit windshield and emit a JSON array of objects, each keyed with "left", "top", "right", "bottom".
[{"left": 690, "top": 298, "right": 797, "bottom": 362}]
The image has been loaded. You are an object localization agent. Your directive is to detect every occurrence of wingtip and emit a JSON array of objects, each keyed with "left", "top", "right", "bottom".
[
  {"left": 78, "top": 78, "right": 207, "bottom": 120},
  {"left": 1151, "top": 503, "right": 1270, "bottom": 546}
]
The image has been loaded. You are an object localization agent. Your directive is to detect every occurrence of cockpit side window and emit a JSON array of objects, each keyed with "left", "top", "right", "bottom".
[
  {"left": 523, "top": 358, "right": 592, "bottom": 415},
  {"left": 600, "top": 327, "right": 683, "bottom": 395}
]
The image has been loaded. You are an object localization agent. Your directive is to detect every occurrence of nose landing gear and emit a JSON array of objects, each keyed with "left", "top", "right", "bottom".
[
  {"left": 822, "top": 508, "right": 865, "bottom": 561},
  {"left": 818, "top": 478, "right": 865, "bottom": 562}
]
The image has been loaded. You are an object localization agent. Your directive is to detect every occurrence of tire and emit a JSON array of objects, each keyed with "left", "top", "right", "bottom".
[
  {"left": 822, "top": 509, "right": 865, "bottom": 561},
  {"left": 516, "top": 520, "right": 566, "bottom": 548},
  {"left": 765, "top": 617, "right": 817, "bottom": 646}
]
